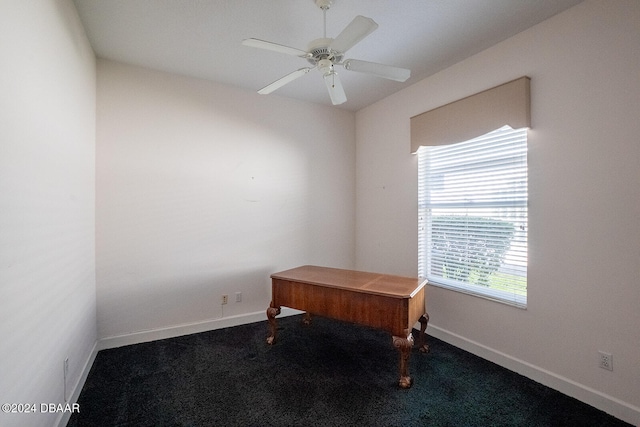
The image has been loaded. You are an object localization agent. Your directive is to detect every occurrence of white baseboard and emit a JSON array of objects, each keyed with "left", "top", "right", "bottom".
[
  {"left": 428, "top": 324, "right": 640, "bottom": 426},
  {"left": 97, "top": 308, "right": 302, "bottom": 351},
  {"left": 56, "top": 341, "right": 98, "bottom": 427}
]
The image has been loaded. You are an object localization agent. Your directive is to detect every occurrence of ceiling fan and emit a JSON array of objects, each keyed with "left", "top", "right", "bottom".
[{"left": 242, "top": 0, "right": 411, "bottom": 105}]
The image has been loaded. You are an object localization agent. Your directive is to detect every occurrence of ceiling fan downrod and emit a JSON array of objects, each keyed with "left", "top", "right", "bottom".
[{"left": 315, "top": 0, "right": 333, "bottom": 38}]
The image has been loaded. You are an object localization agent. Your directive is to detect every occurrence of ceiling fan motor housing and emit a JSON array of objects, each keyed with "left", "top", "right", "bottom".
[{"left": 307, "top": 38, "right": 343, "bottom": 65}]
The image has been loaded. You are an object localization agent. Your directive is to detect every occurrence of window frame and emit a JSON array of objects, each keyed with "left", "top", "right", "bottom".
[{"left": 418, "top": 126, "right": 528, "bottom": 308}]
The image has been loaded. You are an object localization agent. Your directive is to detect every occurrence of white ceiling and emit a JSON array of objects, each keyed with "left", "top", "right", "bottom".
[{"left": 72, "top": 0, "right": 583, "bottom": 111}]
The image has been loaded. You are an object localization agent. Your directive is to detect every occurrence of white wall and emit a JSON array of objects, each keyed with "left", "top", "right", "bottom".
[
  {"left": 0, "top": 1, "right": 96, "bottom": 427},
  {"left": 355, "top": 0, "right": 640, "bottom": 424},
  {"left": 96, "top": 60, "right": 355, "bottom": 340}
]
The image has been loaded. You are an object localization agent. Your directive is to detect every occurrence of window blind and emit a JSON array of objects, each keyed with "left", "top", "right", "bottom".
[{"left": 418, "top": 126, "right": 527, "bottom": 307}]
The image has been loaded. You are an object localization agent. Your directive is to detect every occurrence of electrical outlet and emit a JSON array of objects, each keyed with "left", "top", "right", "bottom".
[
  {"left": 221, "top": 294, "right": 228, "bottom": 305},
  {"left": 598, "top": 351, "right": 613, "bottom": 371},
  {"left": 235, "top": 292, "right": 242, "bottom": 303}
]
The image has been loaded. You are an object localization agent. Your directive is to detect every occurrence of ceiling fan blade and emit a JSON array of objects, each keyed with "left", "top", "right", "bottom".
[
  {"left": 242, "top": 38, "right": 308, "bottom": 58},
  {"left": 342, "top": 59, "right": 411, "bottom": 82},
  {"left": 323, "top": 72, "right": 347, "bottom": 105},
  {"left": 258, "top": 68, "right": 312, "bottom": 94},
  {"left": 329, "top": 15, "right": 378, "bottom": 54}
]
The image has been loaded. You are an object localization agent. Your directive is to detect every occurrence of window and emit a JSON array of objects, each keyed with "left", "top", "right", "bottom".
[{"left": 418, "top": 126, "right": 528, "bottom": 307}]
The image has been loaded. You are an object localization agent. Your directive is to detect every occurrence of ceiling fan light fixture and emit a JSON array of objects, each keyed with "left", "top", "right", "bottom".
[{"left": 317, "top": 58, "right": 334, "bottom": 75}]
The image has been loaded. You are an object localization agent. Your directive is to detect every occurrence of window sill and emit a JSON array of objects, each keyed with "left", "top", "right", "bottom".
[{"left": 426, "top": 279, "right": 527, "bottom": 309}]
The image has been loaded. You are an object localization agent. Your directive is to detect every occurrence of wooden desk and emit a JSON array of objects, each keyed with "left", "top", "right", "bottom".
[{"left": 267, "top": 265, "right": 429, "bottom": 388}]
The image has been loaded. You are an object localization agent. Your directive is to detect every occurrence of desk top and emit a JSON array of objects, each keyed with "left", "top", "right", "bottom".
[{"left": 271, "top": 265, "right": 427, "bottom": 299}]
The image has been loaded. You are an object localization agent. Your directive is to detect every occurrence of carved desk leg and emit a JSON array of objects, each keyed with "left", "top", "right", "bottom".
[
  {"left": 417, "top": 313, "right": 430, "bottom": 353},
  {"left": 266, "top": 304, "right": 281, "bottom": 345},
  {"left": 302, "top": 312, "right": 312, "bottom": 325},
  {"left": 392, "top": 331, "right": 414, "bottom": 389}
]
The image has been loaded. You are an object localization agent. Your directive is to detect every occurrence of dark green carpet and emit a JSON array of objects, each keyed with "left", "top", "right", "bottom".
[{"left": 67, "top": 315, "right": 630, "bottom": 426}]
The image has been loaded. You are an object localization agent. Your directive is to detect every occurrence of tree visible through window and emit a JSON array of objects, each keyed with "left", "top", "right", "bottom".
[{"left": 418, "top": 126, "right": 528, "bottom": 307}]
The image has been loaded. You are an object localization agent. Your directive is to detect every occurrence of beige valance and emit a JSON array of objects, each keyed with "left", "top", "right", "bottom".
[{"left": 410, "top": 76, "right": 531, "bottom": 153}]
